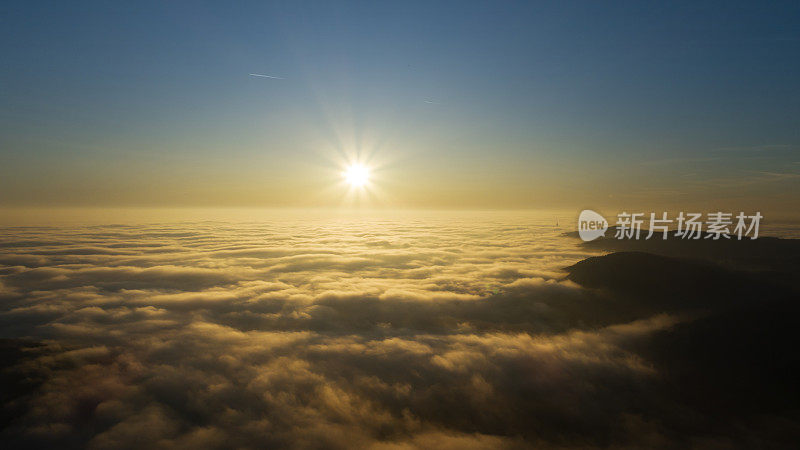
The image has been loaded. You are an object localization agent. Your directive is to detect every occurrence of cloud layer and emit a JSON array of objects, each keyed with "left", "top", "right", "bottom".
[{"left": 0, "top": 216, "right": 797, "bottom": 448}]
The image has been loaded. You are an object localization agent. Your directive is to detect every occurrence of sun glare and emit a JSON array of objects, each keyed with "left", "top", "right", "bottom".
[{"left": 344, "top": 163, "right": 370, "bottom": 187}]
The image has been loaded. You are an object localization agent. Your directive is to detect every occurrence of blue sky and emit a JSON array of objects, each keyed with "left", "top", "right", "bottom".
[{"left": 1, "top": 1, "right": 798, "bottom": 209}]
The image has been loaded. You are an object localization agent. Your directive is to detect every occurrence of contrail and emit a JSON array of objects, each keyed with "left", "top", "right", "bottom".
[{"left": 249, "top": 73, "right": 284, "bottom": 79}]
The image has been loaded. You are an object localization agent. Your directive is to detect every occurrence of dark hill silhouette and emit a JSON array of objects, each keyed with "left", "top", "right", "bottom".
[
  {"left": 565, "top": 249, "right": 800, "bottom": 442},
  {"left": 567, "top": 227, "right": 800, "bottom": 288},
  {"left": 566, "top": 251, "right": 789, "bottom": 309}
]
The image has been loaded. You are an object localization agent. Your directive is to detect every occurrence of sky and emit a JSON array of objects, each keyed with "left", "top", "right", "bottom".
[
  {"left": 1, "top": 0, "right": 798, "bottom": 212},
  {"left": 2, "top": 4, "right": 800, "bottom": 446}
]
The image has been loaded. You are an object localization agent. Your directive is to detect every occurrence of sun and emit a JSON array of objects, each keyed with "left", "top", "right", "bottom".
[{"left": 344, "top": 163, "right": 370, "bottom": 187}]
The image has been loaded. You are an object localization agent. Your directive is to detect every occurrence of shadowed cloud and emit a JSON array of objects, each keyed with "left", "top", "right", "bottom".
[{"left": 1, "top": 217, "right": 798, "bottom": 448}]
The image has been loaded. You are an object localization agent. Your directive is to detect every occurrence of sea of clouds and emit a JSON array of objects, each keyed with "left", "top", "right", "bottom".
[{"left": 0, "top": 213, "right": 794, "bottom": 448}]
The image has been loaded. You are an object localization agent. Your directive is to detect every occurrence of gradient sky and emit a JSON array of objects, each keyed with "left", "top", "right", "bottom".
[{"left": 1, "top": 1, "right": 798, "bottom": 211}]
